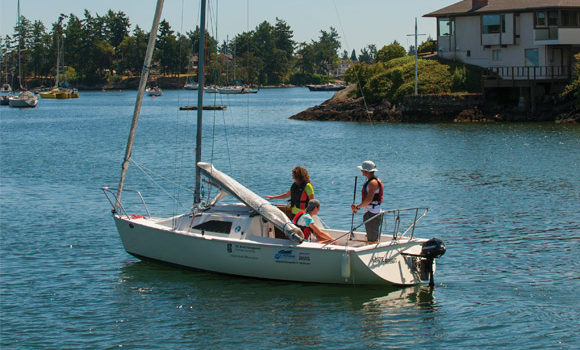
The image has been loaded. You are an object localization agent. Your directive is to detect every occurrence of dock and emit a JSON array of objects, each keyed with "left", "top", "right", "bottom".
[{"left": 180, "top": 105, "right": 227, "bottom": 111}]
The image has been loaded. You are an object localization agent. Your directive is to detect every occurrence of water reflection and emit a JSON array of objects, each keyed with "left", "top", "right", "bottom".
[
  {"left": 113, "top": 260, "right": 440, "bottom": 346},
  {"left": 117, "top": 260, "right": 436, "bottom": 313}
]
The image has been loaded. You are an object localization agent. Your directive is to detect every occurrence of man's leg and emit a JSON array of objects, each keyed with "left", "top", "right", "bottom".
[{"left": 363, "top": 211, "right": 382, "bottom": 243}]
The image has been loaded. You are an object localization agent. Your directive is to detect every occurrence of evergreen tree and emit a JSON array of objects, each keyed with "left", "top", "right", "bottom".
[{"left": 350, "top": 49, "right": 357, "bottom": 61}]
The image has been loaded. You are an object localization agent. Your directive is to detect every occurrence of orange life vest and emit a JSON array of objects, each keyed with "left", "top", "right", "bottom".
[{"left": 292, "top": 210, "right": 311, "bottom": 239}]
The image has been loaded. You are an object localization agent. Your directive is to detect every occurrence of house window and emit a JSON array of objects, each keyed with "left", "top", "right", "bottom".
[
  {"left": 466, "top": 50, "right": 471, "bottom": 57},
  {"left": 438, "top": 17, "right": 455, "bottom": 36},
  {"left": 492, "top": 49, "right": 501, "bottom": 61},
  {"left": 535, "top": 10, "right": 559, "bottom": 27},
  {"left": 535, "top": 12, "right": 547, "bottom": 27},
  {"left": 561, "top": 10, "right": 580, "bottom": 27},
  {"left": 548, "top": 11, "right": 559, "bottom": 25},
  {"left": 482, "top": 14, "right": 506, "bottom": 34},
  {"left": 525, "top": 49, "right": 539, "bottom": 67}
]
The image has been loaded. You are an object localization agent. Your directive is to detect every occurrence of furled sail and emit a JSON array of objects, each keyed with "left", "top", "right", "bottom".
[{"left": 197, "top": 162, "right": 304, "bottom": 242}]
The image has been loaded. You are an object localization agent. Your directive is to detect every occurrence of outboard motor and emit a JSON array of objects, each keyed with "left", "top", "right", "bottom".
[
  {"left": 421, "top": 238, "right": 446, "bottom": 287},
  {"left": 421, "top": 238, "right": 446, "bottom": 259}
]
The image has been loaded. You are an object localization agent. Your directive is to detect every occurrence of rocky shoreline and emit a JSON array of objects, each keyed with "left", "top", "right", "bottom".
[{"left": 289, "top": 85, "right": 579, "bottom": 123}]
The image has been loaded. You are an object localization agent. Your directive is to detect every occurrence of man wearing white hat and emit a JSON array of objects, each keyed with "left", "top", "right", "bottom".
[{"left": 351, "top": 160, "right": 384, "bottom": 243}]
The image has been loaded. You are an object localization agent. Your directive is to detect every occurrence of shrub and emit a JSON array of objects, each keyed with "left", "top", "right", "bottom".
[
  {"left": 375, "top": 43, "right": 407, "bottom": 63},
  {"left": 418, "top": 40, "right": 437, "bottom": 54},
  {"left": 560, "top": 53, "right": 580, "bottom": 107}
]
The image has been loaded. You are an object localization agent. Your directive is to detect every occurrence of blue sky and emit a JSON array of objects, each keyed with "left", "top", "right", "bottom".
[{"left": 1, "top": 0, "right": 452, "bottom": 53}]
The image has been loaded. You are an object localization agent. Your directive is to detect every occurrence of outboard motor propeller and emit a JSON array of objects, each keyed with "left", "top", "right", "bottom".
[{"left": 421, "top": 238, "right": 446, "bottom": 287}]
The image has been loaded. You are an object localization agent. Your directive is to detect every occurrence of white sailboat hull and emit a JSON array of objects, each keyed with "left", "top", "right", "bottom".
[
  {"left": 114, "top": 214, "right": 432, "bottom": 286},
  {"left": 9, "top": 95, "right": 38, "bottom": 108}
]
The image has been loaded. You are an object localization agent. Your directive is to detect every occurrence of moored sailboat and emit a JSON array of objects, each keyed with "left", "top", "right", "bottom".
[
  {"left": 9, "top": 0, "right": 38, "bottom": 108},
  {"left": 103, "top": 0, "right": 446, "bottom": 286},
  {"left": 39, "top": 31, "right": 79, "bottom": 99}
]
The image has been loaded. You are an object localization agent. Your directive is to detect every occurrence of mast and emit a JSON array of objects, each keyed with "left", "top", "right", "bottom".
[
  {"left": 194, "top": 0, "right": 207, "bottom": 204},
  {"left": 55, "top": 37, "right": 60, "bottom": 89},
  {"left": 414, "top": 17, "right": 418, "bottom": 96},
  {"left": 115, "top": 0, "right": 165, "bottom": 209},
  {"left": 17, "top": 0, "right": 22, "bottom": 90}
]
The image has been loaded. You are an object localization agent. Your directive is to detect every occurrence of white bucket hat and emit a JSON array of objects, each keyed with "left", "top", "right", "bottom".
[{"left": 357, "top": 160, "right": 378, "bottom": 172}]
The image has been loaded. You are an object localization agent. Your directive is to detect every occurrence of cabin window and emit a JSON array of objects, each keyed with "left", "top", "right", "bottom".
[
  {"left": 525, "top": 49, "right": 539, "bottom": 67},
  {"left": 193, "top": 220, "right": 232, "bottom": 234},
  {"left": 561, "top": 10, "right": 580, "bottom": 27},
  {"left": 482, "top": 14, "right": 506, "bottom": 34},
  {"left": 438, "top": 17, "right": 455, "bottom": 36},
  {"left": 492, "top": 49, "right": 502, "bottom": 62}
]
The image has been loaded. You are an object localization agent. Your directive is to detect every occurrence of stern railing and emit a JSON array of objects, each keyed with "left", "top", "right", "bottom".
[{"left": 323, "top": 207, "right": 429, "bottom": 247}]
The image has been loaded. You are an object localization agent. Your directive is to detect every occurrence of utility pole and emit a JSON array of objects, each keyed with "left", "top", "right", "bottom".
[{"left": 407, "top": 18, "right": 426, "bottom": 96}]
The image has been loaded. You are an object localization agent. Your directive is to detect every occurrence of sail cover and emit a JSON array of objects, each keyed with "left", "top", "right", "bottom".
[{"left": 198, "top": 162, "right": 304, "bottom": 242}]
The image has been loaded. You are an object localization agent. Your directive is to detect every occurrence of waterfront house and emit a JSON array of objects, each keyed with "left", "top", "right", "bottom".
[
  {"left": 334, "top": 60, "right": 356, "bottom": 79},
  {"left": 424, "top": 0, "right": 580, "bottom": 110}
]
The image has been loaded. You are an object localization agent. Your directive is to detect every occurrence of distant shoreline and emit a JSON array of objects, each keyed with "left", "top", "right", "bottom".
[{"left": 289, "top": 85, "right": 579, "bottom": 124}]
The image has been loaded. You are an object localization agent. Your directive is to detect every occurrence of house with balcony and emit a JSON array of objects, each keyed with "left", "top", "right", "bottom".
[{"left": 424, "top": 0, "right": 580, "bottom": 110}]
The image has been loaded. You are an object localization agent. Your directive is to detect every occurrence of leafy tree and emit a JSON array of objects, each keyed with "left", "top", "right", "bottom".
[
  {"left": 561, "top": 53, "right": 580, "bottom": 107},
  {"left": 375, "top": 43, "right": 406, "bottom": 63},
  {"left": 358, "top": 44, "right": 376, "bottom": 64},
  {"left": 418, "top": 38, "right": 437, "bottom": 54}
]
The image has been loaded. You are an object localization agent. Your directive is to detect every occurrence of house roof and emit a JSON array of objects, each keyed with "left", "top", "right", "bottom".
[{"left": 424, "top": 0, "right": 580, "bottom": 17}]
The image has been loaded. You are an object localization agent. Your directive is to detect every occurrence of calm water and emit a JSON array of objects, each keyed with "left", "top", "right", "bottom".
[{"left": 1, "top": 88, "right": 579, "bottom": 349}]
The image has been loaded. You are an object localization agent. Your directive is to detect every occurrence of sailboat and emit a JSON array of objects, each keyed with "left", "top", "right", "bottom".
[
  {"left": 39, "top": 35, "right": 79, "bottom": 99},
  {"left": 9, "top": 0, "right": 38, "bottom": 108},
  {"left": 103, "top": 0, "right": 446, "bottom": 286}
]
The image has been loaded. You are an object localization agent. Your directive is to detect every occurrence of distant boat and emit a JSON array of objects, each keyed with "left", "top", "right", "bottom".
[
  {"left": 0, "top": 84, "right": 12, "bottom": 105},
  {"left": 218, "top": 86, "right": 258, "bottom": 94},
  {"left": 1, "top": 83, "right": 12, "bottom": 93},
  {"left": 39, "top": 88, "right": 79, "bottom": 99},
  {"left": 241, "top": 87, "right": 258, "bottom": 94},
  {"left": 40, "top": 31, "right": 79, "bottom": 99},
  {"left": 146, "top": 86, "right": 162, "bottom": 96},
  {"left": 9, "top": 0, "right": 38, "bottom": 108},
  {"left": 307, "top": 83, "right": 346, "bottom": 91},
  {"left": 218, "top": 86, "right": 243, "bottom": 94},
  {"left": 0, "top": 96, "right": 11, "bottom": 105},
  {"left": 9, "top": 91, "right": 39, "bottom": 108},
  {"left": 184, "top": 82, "right": 198, "bottom": 90},
  {"left": 204, "top": 86, "right": 218, "bottom": 93}
]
